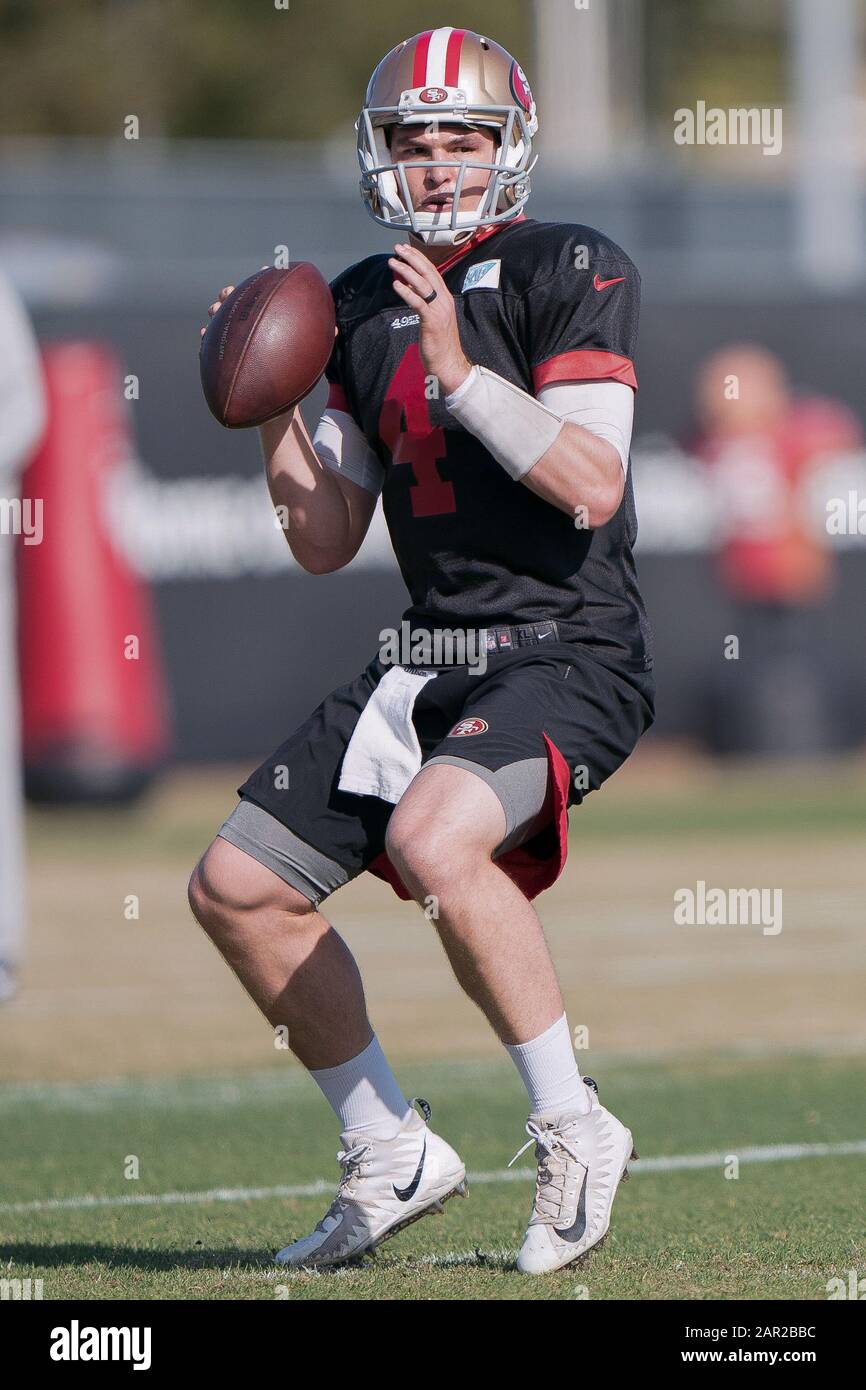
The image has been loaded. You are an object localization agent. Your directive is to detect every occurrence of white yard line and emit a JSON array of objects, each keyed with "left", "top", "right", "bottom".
[
  {"left": 1, "top": 1140, "right": 864, "bottom": 1216},
  {"left": 4, "top": 1038, "right": 866, "bottom": 1111}
]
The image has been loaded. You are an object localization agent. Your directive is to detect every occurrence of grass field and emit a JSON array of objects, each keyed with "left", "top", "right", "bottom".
[
  {"left": 1, "top": 1052, "right": 864, "bottom": 1300},
  {"left": 1, "top": 748, "right": 864, "bottom": 1300}
]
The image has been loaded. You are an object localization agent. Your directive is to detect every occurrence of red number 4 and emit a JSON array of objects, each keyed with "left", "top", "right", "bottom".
[{"left": 378, "top": 344, "right": 456, "bottom": 516}]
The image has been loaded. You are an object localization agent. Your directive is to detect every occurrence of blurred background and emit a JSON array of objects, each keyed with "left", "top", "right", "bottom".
[
  {"left": 4, "top": 0, "right": 866, "bottom": 771},
  {"left": 1, "top": 2, "right": 864, "bottom": 1307},
  {"left": 1, "top": 0, "right": 864, "bottom": 1083}
]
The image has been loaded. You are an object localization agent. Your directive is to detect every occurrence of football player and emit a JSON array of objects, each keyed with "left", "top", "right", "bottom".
[{"left": 191, "top": 27, "right": 654, "bottom": 1275}]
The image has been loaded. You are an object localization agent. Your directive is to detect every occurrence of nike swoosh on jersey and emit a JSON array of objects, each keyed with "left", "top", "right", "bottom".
[
  {"left": 392, "top": 1138, "right": 427, "bottom": 1201},
  {"left": 593, "top": 273, "right": 626, "bottom": 291}
]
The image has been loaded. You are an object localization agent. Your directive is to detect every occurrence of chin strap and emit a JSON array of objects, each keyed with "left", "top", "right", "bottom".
[{"left": 414, "top": 225, "right": 477, "bottom": 248}]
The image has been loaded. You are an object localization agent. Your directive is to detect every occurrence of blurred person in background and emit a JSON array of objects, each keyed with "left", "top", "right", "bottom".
[
  {"left": 0, "top": 270, "right": 46, "bottom": 1001},
  {"left": 693, "top": 344, "right": 862, "bottom": 756}
]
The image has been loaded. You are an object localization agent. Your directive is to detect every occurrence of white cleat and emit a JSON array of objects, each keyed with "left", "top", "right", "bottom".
[
  {"left": 275, "top": 1099, "right": 467, "bottom": 1269},
  {"left": 511, "top": 1077, "right": 637, "bottom": 1276}
]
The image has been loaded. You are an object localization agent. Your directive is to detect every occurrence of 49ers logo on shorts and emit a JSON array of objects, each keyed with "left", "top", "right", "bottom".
[
  {"left": 448, "top": 716, "right": 489, "bottom": 737},
  {"left": 419, "top": 86, "right": 448, "bottom": 103}
]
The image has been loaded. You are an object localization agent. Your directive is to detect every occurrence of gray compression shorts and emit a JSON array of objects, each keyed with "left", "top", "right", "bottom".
[{"left": 216, "top": 754, "right": 551, "bottom": 906}]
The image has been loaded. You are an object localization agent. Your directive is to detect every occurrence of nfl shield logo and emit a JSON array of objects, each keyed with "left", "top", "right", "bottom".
[{"left": 462, "top": 259, "right": 501, "bottom": 293}]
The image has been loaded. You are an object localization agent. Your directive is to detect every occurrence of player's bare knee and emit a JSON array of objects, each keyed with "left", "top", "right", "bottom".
[
  {"left": 188, "top": 840, "right": 314, "bottom": 934},
  {"left": 187, "top": 849, "right": 240, "bottom": 931},
  {"left": 384, "top": 817, "right": 430, "bottom": 886},
  {"left": 386, "top": 818, "right": 480, "bottom": 897}
]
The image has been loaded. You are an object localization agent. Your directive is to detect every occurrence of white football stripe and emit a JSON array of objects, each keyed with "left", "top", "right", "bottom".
[
  {"left": 425, "top": 27, "right": 453, "bottom": 87},
  {"left": 1, "top": 1140, "right": 863, "bottom": 1215}
]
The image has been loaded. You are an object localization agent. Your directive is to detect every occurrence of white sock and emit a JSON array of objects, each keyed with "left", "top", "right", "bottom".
[
  {"left": 504, "top": 1013, "right": 591, "bottom": 1116},
  {"left": 309, "top": 1035, "right": 412, "bottom": 1140}
]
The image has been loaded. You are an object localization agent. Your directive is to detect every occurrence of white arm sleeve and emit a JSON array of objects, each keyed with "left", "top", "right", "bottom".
[
  {"left": 445, "top": 367, "right": 634, "bottom": 480},
  {"left": 537, "top": 380, "right": 634, "bottom": 475},
  {"left": 312, "top": 407, "right": 385, "bottom": 497}
]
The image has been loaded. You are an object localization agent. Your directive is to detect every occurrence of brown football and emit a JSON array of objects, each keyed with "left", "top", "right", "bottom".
[{"left": 200, "top": 263, "right": 335, "bottom": 428}]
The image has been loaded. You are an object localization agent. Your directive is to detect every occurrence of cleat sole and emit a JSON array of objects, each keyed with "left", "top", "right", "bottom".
[
  {"left": 551, "top": 1137, "right": 635, "bottom": 1273},
  {"left": 358, "top": 1177, "right": 467, "bottom": 1255},
  {"left": 290, "top": 1175, "right": 468, "bottom": 1270}
]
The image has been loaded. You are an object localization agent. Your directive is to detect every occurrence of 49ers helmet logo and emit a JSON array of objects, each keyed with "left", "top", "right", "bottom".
[
  {"left": 419, "top": 86, "right": 448, "bottom": 103},
  {"left": 509, "top": 61, "right": 533, "bottom": 114},
  {"left": 448, "top": 717, "right": 489, "bottom": 737}
]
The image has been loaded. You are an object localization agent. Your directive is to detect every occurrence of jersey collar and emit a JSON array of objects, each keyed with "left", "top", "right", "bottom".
[{"left": 422, "top": 213, "right": 527, "bottom": 278}]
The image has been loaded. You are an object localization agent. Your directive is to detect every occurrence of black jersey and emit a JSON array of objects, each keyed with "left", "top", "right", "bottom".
[{"left": 324, "top": 216, "right": 653, "bottom": 673}]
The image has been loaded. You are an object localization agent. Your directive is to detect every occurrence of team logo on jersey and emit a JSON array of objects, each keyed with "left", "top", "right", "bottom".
[
  {"left": 448, "top": 717, "right": 489, "bottom": 737},
  {"left": 509, "top": 62, "right": 534, "bottom": 115},
  {"left": 419, "top": 86, "right": 448, "bottom": 103},
  {"left": 462, "top": 259, "right": 501, "bottom": 293}
]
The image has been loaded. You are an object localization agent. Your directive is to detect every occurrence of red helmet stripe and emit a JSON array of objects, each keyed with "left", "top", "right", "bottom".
[
  {"left": 412, "top": 30, "right": 433, "bottom": 87},
  {"left": 443, "top": 28, "right": 466, "bottom": 86}
]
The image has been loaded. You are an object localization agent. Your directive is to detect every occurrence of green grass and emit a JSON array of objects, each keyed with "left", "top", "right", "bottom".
[{"left": 2, "top": 1053, "right": 864, "bottom": 1300}]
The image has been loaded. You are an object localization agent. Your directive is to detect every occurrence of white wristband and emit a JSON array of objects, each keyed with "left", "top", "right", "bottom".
[
  {"left": 444, "top": 365, "right": 564, "bottom": 481},
  {"left": 313, "top": 407, "right": 385, "bottom": 496}
]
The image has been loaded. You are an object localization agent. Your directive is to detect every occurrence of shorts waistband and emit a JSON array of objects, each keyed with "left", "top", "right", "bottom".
[{"left": 391, "top": 619, "right": 561, "bottom": 663}]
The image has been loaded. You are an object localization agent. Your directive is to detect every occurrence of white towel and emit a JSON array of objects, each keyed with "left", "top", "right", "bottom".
[{"left": 338, "top": 666, "right": 439, "bottom": 804}]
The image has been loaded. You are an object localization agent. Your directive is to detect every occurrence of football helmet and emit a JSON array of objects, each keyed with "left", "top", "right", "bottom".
[{"left": 357, "top": 27, "right": 538, "bottom": 247}]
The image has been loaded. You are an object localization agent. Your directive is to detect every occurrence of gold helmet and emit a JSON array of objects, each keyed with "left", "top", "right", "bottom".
[{"left": 357, "top": 27, "right": 538, "bottom": 247}]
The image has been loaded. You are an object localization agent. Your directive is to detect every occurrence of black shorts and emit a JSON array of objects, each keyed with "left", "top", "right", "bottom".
[{"left": 222, "top": 644, "right": 654, "bottom": 906}]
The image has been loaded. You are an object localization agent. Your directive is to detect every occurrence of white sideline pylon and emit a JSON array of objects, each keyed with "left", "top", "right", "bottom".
[{"left": 0, "top": 271, "right": 47, "bottom": 1000}]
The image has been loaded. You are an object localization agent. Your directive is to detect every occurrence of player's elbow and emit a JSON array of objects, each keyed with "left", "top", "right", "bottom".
[
  {"left": 572, "top": 471, "right": 625, "bottom": 529},
  {"left": 289, "top": 538, "right": 356, "bottom": 574},
  {"left": 296, "top": 549, "right": 353, "bottom": 575},
  {"left": 591, "top": 478, "right": 625, "bottom": 528}
]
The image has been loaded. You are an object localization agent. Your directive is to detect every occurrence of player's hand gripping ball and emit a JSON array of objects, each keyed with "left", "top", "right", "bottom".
[{"left": 199, "top": 263, "right": 335, "bottom": 428}]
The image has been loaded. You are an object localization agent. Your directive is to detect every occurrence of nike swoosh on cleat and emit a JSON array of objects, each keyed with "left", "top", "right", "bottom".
[
  {"left": 392, "top": 1138, "right": 427, "bottom": 1202},
  {"left": 554, "top": 1172, "right": 588, "bottom": 1243}
]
